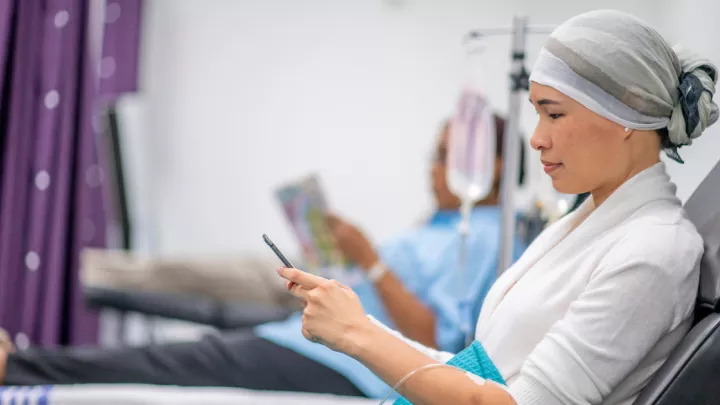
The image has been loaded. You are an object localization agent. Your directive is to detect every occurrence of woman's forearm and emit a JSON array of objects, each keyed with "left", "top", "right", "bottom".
[
  {"left": 373, "top": 270, "right": 437, "bottom": 347},
  {"left": 347, "top": 321, "right": 515, "bottom": 405}
]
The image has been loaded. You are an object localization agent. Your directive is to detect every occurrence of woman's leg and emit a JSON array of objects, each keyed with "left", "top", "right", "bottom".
[{"left": 1, "top": 331, "right": 364, "bottom": 396}]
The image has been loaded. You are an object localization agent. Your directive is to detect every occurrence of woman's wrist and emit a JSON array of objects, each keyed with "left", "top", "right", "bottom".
[{"left": 344, "top": 316, "right": 384, "bottom": 360}]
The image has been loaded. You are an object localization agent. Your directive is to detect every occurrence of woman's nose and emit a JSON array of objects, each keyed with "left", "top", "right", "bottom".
[{"left": 530, "top": 126, "right": 551, "bottom": 151}]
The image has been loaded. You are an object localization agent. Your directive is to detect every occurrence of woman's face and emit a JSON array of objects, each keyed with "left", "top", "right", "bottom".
[{"left": 528, "top": 82, "right": 633, "bottom": 196}]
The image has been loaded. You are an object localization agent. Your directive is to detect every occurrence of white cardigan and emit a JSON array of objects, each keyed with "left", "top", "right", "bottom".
[{"left": 374, "top": 162, "right": 703, "bottom": 405}]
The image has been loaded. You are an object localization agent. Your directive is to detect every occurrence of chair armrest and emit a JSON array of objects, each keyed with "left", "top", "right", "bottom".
[{"left": 84, "top": 287, "right": 294, "bottom": 329}]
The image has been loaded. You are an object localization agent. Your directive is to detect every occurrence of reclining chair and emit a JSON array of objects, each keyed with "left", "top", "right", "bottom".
[{"left": 632, "top": 160, "right": 720, "bottom": 405}]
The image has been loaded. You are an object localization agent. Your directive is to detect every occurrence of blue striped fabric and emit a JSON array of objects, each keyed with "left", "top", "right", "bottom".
[
  {"left": 0, "top": 385, "right": 52, "bottom": 405},
  {"left": 393, "top": 340, "right": 504, "bottom": 405}
]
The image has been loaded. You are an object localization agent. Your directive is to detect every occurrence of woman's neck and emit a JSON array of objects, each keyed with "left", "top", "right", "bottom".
[{"left": 591, "top": 158, "right": 659, "bottom": 207}]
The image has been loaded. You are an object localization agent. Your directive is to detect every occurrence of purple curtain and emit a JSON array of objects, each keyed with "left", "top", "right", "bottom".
[{"left": 0, "top": 0, "right": 142, "bottom": 348}]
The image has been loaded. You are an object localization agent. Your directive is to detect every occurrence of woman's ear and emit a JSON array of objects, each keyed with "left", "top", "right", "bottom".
[{"left": 623, "top": 127, "right": 635, "bottom": 139}]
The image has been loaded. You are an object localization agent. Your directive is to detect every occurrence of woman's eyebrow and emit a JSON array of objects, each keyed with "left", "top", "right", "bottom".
[{"left": 529, "top": 97, "right": 561, "bottom": 106}]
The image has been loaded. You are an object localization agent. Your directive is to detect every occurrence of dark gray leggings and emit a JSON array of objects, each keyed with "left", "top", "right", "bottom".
[{"left": 4, "top": 331, "right": 365, "bottom": 397}]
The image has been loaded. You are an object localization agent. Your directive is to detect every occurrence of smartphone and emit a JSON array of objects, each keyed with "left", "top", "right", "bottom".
[
  {"left": 263, "top": 234, "right": 294, "bottom": 268},
  {"left": 263, "top": 234, "right": 296, "bottom": 289}
]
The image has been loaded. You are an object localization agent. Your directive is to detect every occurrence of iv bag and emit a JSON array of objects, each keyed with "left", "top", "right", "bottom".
[{"left": 447, "top": 89, "right": 497, "bottom": 204}]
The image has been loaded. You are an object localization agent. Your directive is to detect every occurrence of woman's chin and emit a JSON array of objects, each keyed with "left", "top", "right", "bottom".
[{"left": 551, "top": 178, "right": 584, "bottom": 195}]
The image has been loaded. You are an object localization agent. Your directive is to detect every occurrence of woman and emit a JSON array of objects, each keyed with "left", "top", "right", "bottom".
[{"left": 278, "top": 10, "right": 719, "bottom": 405}]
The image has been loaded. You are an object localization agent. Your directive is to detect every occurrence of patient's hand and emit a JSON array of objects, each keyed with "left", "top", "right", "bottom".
[
  {"left": 325, "top": 214, "right": 379, "bottom": 270},
  {"left": 278, "top": 267, "right": 371, "bottom": 355}
]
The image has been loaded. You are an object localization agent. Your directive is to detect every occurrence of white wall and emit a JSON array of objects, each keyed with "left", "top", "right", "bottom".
[{"left": 125, "top": 0, "right": 674, "bottom": 259}]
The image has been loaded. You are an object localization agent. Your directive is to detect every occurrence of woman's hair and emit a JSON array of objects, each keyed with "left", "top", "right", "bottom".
[{"left": 529, "top": 10, "right": 719, "bottom": 163}]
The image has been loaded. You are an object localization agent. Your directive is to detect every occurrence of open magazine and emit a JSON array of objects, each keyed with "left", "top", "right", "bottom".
[{"left": 275, "top": 175, "right": 348, "bottom": 276}]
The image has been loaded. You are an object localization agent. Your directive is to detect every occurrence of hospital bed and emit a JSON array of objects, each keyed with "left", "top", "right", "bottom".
[{"left": 3, "top": 160, "right": 720, "bottom": 404}]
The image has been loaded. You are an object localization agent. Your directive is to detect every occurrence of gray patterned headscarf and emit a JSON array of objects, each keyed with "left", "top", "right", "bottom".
[{"left": 529, "top": 9, "right": 719, "bottom": 163}]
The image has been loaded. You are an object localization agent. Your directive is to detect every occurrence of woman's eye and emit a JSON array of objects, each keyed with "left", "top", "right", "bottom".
[{"left": 549, "top": 113, "right": 564, "bottom": 120}]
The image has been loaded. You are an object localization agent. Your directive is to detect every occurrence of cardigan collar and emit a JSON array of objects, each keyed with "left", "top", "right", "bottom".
[{"left": 478, "top": 162, "right": 680, "bottom": 328}]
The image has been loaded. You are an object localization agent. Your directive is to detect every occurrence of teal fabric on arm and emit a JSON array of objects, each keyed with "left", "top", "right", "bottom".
[{"left": 392, "top": 340, "right": 505, "bottom": 405}]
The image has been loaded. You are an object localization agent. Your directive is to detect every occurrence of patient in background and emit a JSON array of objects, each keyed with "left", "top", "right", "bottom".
[{"left": 0, "top": 116, "right": 526, "bottom": 399}]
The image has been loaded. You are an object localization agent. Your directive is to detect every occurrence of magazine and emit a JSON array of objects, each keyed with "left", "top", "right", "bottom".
[{"left": 275, "top": 175, "right": 348, "bottom": 275}]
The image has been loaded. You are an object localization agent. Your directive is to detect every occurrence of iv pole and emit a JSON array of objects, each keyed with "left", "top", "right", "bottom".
[
  {"left": 457, "top": 17, "right": 555, "bottom": 346},
  {"left": 465, "top": 18, "right": 555, "bottom": 277}
]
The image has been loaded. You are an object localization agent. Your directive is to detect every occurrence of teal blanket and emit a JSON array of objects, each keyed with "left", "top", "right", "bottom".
[{"left": 393, "top": 340, "right": 504, "bottom": 404}]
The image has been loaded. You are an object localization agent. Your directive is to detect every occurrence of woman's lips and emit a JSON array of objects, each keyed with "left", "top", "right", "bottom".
[{"left": 542, "top": 161, "right": 562, "bottom": 174}]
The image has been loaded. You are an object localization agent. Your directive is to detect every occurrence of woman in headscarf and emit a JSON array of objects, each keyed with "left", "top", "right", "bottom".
[{"left": 278, "top": 9, "right": 718, "bottom": 405}]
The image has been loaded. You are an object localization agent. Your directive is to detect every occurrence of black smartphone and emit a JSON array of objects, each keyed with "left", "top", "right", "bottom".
[{"left": 263, "top": 234, "right": 294, "bottom": 268}]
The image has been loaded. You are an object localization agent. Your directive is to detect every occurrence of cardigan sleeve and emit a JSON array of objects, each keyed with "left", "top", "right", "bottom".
[{"left": 507, "top": 224, "right": 702, "bottom": 405}]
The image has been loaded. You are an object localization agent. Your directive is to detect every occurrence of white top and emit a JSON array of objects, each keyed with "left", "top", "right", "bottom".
[{"left": 372, "top": 162, "right": 703, "bottom": 405}]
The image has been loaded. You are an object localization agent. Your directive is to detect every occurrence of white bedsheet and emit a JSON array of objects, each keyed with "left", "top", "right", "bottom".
[{"left": 0, "top": 385, "right": 380, "bottom": 405}]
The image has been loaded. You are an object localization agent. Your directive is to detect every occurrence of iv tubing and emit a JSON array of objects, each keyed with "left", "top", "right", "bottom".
[
  {"left": 458, "top": 198, "right": 474, "bottom": 345},
  {"left": 377, "top": 363, "right": 469, "bottom": 405}
]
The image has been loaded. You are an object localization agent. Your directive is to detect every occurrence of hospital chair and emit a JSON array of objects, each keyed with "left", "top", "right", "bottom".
[{"left": 631, "top": 159, "right": 720, "bottom": 405}]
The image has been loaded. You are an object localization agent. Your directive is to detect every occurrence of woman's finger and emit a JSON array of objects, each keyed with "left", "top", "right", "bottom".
[
  {"left": 278, "top": 267, "right": 326, "bottom": 289},
  {"left": 288, "top": 284, "right": 312, "bottom": 301},
  {"left": 337, "top": 281, "right": 353, "bottom": 292}
]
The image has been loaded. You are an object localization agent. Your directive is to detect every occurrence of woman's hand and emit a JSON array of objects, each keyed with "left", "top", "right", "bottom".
[
  {"left": 278, "top": 267, "right": 372, "bottom": 355},
  {"left": 325, "top": 214, "right": 379, "bottom": 270}
]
